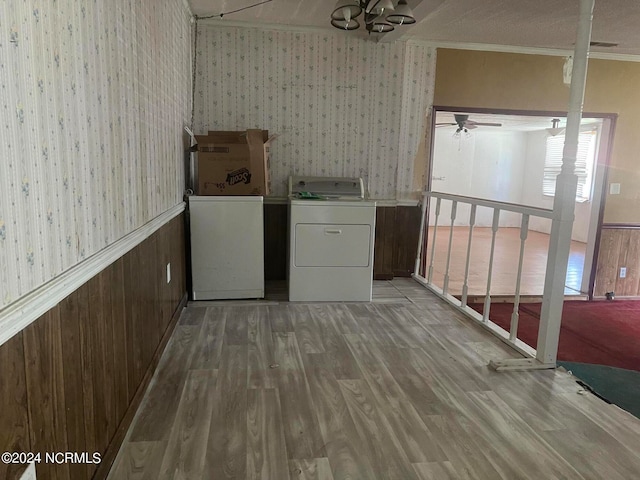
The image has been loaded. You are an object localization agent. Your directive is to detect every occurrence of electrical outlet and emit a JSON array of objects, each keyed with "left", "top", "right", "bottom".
[
  {"left": 166, "top": 263, "right": 171, "bottom": 284},
  {"left": 620, "top": 267, "right": 627, "bottom": 278},
  {"left": 610, "top": 183, "right": 621, "bottom": 195}
]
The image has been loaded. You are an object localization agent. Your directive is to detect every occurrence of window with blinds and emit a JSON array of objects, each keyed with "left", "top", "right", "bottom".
[{"left": 543, "top": 130, "right": 598, "bottom": 202}]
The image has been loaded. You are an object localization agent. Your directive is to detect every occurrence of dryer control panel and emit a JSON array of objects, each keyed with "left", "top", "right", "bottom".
[{"left": 288, "top": 176, "right": 366, "bottom": 199}]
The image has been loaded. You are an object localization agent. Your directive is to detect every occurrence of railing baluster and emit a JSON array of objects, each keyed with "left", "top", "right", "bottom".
[
  {"left": 414, "top": 194, "right": 430, "bottom": 277},
  {"left": 461, "top": 204, "right": 477, "bottom": 307},
  {"left": 427, "top": 197, "right": 441, "bottom": 284},
  {"left": 443, "top": 201, "right": 457, "bottom": 295},
  {"left": 483, "top": 209, "right": 501, "bottom": 323},
  {"left": 510, "top": 214, "right": 530, "bottom": 342}
]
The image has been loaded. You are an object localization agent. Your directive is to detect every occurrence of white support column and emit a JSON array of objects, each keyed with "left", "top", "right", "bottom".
[{"left": 537, "top": 0, "right": 595, "bottom": 365}]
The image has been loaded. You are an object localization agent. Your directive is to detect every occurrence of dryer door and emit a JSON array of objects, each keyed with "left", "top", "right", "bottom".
[{"left": 294, "top": 223, "right": 371, "bottom": 267}]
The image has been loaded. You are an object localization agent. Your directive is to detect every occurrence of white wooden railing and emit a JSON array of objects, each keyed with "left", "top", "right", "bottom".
[
  {"left": 413, "top": 192, "right": 557, "bottom": 368},
  {"left": 412, "top": 0, "right": 594, "bottom": 371}
]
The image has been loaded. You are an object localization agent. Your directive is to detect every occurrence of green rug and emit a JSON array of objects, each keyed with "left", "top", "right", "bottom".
[{"left": 558, "top": 361, "right": 640, "bottom": 420}]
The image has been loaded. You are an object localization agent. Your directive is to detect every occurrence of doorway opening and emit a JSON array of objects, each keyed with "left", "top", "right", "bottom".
[{"left": 426, "top": 106, "right": 616, "bottom": 299}]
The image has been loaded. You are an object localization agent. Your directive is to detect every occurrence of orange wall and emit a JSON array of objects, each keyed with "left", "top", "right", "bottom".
[{"left": 434, "top": 48, "right": 640, "bottom": 224}]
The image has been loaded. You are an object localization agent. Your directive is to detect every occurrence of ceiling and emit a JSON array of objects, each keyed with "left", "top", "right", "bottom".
[{"left": 188, "top": 0, "right": 640, "bottom": 57}]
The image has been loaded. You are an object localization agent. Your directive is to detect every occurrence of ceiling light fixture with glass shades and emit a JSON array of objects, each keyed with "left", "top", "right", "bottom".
[{"left": 331, "top": 0, "right": 416, "bottom": 33}]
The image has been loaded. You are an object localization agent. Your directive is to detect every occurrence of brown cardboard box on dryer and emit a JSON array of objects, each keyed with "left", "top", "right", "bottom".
[{"left": 194, "top": 129, "right": 276, "bottom": 195}]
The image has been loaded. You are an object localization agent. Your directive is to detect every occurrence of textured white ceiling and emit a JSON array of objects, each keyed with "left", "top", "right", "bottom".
[
  {"left": 408, "top": 0, "right": 640, "bottom": 55},
  {"left": 188, "top": 0, "right": 640, "bottom": 56}
]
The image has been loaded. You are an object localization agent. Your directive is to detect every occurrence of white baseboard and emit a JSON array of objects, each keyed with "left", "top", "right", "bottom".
[{"left": 0, "top": 203, "right": 185, "bottom": 348}]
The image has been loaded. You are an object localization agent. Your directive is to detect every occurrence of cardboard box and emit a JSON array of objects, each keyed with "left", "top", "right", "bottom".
[{"left": 194, "top": 129, "right": 276, "bottom": 195}]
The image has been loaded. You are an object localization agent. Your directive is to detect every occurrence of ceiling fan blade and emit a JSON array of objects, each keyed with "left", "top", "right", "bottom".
[
  {"left": 465, "top": 124, "right": 478, "bottom": 130},
  {"left": 435, "top": 122, "right": 456, "bottom": 126},
  {"left": 466, "top": 121, "right": 502, "bottom": 127}
]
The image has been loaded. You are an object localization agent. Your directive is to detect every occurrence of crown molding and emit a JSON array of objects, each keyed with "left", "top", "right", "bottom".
[
  {"left": 196, "top": 18, "right": 337, "bottom": 36},
  {"left": 195, "top": 17, "right": 418, "bottom": 45}
]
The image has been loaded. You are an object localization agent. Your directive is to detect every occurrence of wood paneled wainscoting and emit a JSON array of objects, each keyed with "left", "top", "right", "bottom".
[
  {"left": 374, "top": 205, "right": 422, "bottom": 279},
  {"left": 264, "top": 203, "right": 422, "bottom": 281},
  {"left": 594, "top": 224, "right": 640, "bottom": 298},
  {"left": 0, "top": 214, "right": 187, "bottom": 480}
]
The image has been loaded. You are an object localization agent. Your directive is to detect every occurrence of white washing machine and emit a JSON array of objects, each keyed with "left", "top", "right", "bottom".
[
  {"left": 189, "top": 196, "right": 264, "bottom": 300},
  {"left": 288, "top": 176, "right": 376, "bottom": 302}
]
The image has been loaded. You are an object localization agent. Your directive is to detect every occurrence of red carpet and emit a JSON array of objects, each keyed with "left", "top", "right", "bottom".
[{"left": 469, "top": 301, "right": 640, "bottom": 372}]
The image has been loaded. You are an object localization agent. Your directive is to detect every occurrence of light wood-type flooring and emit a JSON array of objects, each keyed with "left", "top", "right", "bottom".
[
  {"left": 426, "top": 227, "right": 587, "bottom": 297},
  {"left": 108, "top": 279, "right": 640, "bottom": 479}
]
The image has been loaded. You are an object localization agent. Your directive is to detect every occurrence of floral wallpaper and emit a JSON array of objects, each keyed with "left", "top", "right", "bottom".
[
  {"left": 194, "top": 25, "right": 435, "bottom": 199},
  {"left": 0, "top": 0, "right": 191, "bottom": 309}
]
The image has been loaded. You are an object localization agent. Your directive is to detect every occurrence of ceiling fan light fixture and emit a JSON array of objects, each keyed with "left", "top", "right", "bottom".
[
  {"left": 331, "top": 0, "right": 362, "bottom": 21},
  {"left": 453, "top": 126, "right": 471, "bottom": 140},
  {"left": 365, "top": 0, "right": 394, "bottom": 15},
  {"left": 386, "top": 0, "right": 415, "bottom": 25},
  {"left": 547, "top": 118, "right": 565, "bottom": 136},
  {"left": 331, "top": 17, "right": 361, "bottom": 30},
  {"left": 368, "top": 16, "right": 394, "bottom": 33},
  {"left": 332, "top": 0, "right": 414, "bottom": 34},
  {"left": 547, "top": 128, "right": 564, "bottom": 136},
  {"left": 454, "top": 114, "right": 469, "bottom": 130}
]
